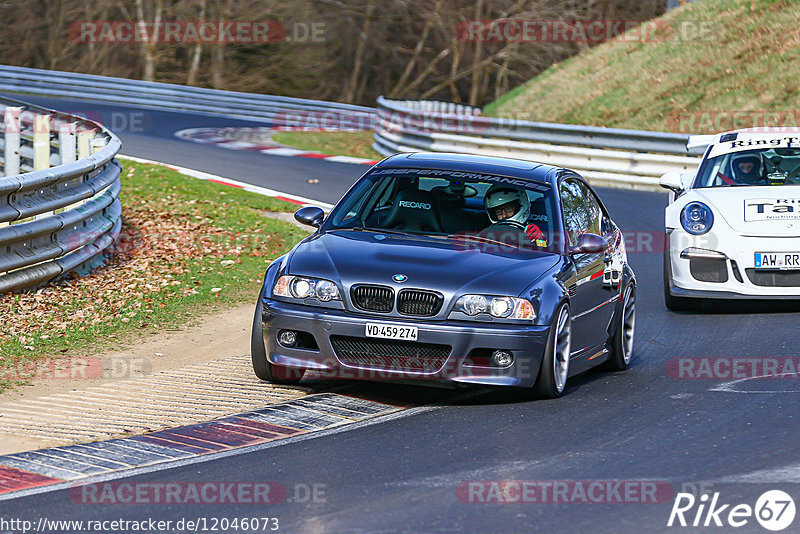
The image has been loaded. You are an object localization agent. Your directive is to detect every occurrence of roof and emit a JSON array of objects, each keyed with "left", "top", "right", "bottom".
[
  {"left": 688, "top": 127, "right": 800, "bottom": 155},
  {"left": 375, "top": 152, "right": 559, "bottom": 183}
]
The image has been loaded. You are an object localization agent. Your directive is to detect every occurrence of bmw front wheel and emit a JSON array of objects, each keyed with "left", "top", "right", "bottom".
[{"left": 533, "top": 303, "right": 571, "bottom": 399}]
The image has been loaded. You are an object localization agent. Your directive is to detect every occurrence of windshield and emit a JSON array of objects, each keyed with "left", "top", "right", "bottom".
[
  {"left": 695, "top": 147, "right": 800, "bottom": 188},
  {"left": 324, "top": 168, "right": 561, "bottom": 253}
]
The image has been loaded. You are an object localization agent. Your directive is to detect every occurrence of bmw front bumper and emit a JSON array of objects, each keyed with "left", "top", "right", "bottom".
[{"left": 261, "top": 298, "right": 551, "bottom": 388}]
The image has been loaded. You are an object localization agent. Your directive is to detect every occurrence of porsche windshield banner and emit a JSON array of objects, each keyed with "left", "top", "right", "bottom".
[{"left": 708, "top": 135, "right": 800, "bottom": 158}]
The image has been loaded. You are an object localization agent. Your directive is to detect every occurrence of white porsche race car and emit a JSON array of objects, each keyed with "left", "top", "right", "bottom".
[{"left": 661, "top": 128, "right": 800, "bottom": 309}]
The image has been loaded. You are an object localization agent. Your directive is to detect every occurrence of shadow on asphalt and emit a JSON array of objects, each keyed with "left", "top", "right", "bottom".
[
  {"left": 298, "top": 364, "right": 619, "bottom": 408},
  {"left": 666, "top": 298, "right": 800, "bottom": 315}
]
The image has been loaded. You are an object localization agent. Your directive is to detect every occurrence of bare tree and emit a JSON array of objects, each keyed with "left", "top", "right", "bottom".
[
  {"left": 133, "top": 0, "right": 163, "bottom": 81},
  {"left": 0, "top": 0, "right": 666, "bottom": 105}
]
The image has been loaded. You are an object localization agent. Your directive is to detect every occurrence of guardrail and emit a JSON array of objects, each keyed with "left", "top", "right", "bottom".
[
  {"left": 0, "top": 95, "right": 121, "bottom": 293},
  {"left": 374, "top": 97, "right": 701, "bottom": 190},
  {"left": 0, "top": 65, "right": 376, "bottom": 129}
]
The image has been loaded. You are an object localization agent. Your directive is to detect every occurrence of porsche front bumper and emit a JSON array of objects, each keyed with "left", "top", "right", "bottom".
[{"left": 666, "top": 229, "right": 800, "bottom": 298}]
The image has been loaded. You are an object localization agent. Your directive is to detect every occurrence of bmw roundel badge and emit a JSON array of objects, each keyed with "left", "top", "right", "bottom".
[{"left": 392, "top": 274, "right": 408, "bottom": 283}]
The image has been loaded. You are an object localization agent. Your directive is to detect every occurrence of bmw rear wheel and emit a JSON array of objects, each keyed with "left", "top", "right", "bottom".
[
  {"left": 533, "top": 303, "right": 571, "bottom": 399},
  {"left": 605, "top": 284, "right": 635, "bottom": 371}
]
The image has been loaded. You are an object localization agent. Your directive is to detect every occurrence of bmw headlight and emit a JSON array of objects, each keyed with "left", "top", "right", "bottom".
[
  {"left": 454, "top": 295, "right": 535, "bottom": 321},
  {"left": 273, "top": 275, "right": 341, "bottom": 302},
  {"left": 680, "top": 202, "right": 714, "bottom": 235}
]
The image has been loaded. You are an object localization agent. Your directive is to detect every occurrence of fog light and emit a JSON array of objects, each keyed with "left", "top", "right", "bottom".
[
  {"left": 491, "top": 350, "right": 513, "bottom": 367},
  {"left": 278, "top": 330, "right": 297, "bottom": 347}
]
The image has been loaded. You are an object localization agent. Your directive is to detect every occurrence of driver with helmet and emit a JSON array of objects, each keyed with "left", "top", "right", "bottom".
[
  {"left": 481, "top": 184, "right": 545, "bottom": 244},
  {"left": 730, "top": 153, "right": 763, "bottom": 184}
]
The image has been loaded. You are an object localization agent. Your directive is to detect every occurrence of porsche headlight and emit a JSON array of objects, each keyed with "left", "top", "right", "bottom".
[
  {"left": 273, "top": 275, "right": 341, "bottom": 302},
  {"left": 680, "top": 202, "right": 714, "bottom": 235},
  {"left": 454, "top": 295, "right": 535, "bottom": 321}
]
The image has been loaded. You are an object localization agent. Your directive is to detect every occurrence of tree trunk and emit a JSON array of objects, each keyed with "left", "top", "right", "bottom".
[
  {"left": 343, "top": 4, "right": 374, "bottom": 103},
  {"left": 187, "top": 0, "right": 207, "bottom": 86},
  {"left": 134, "top": 0, "right": 161, "bottom": 82},
  {"left": 389, "top": 0, "right": 444, "bottom": 98},
  {"left": 468, "top": 0, "right": 484, "bottom": 107}
]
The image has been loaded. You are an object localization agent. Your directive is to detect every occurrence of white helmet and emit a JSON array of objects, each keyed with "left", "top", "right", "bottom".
[{"left": 484, "top": 184, "right": 530, "bottom": 226}]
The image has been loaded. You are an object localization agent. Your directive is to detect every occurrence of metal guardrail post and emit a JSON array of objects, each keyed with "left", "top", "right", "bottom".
[
  {"left": 58, "top": 121, "right": 77, "bottom": 164},
  {"left": 32, "top": 114, "right": 50, "bottom": 171},
  {"left": 77, "top": 130, "right": 92, "bottom": 159},
  {"left": 3, "top": 106, "right": 20, "bottom": 177}
]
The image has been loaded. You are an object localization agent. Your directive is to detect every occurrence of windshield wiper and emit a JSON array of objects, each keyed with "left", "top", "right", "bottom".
[
  {"left": 447, "top": 233, "right": 514, "bottom": 248},
  {"left": 348, "top": 226, "right": 421, "bottom": 236},
  {"left": 344, "top": 226, "right": 446, "bottom": 239}
]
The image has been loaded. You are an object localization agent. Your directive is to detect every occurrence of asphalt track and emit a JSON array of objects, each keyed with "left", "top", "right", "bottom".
[{"left": 3, "top": 96, "right": 800, "bottom": 533}]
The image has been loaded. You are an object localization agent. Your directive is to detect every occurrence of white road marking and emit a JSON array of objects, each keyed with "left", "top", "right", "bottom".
[{"left": 709, "top": 375, "right": 800, "bottom": 394}]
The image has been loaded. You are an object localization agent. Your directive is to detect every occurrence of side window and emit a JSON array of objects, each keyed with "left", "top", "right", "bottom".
[
  {"left": 373, "top": 179, "right": 395, "bottom": 209},
  {"left": 559, "top": 179, "right": 591, "bottom": 247},
  {"left": 578, "top": 182, "right": 603, "bottom": 236}
]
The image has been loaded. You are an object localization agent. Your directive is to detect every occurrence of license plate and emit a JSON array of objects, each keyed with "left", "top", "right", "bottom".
[
  {"left": 754, "top": 252, "right": 800, "bottom": 270},
  {"left": 365, "top": 323, "right": 418, "bottom": 341}
]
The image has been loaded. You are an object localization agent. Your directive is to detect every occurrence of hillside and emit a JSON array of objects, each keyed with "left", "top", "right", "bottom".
[{"left": 484, "top": 0, "right": 800, "bottom": 134}]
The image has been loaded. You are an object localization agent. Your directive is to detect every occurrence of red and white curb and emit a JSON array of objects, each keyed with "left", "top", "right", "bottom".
[
  {"left": 175, "top": 127, "right": 380, "bottom": 166},
  {"left": 0, "top": 394, "right": 407, "bottom": 498},
  {"left": 117, "top": 154, "right": 334, "bottom": 210}
]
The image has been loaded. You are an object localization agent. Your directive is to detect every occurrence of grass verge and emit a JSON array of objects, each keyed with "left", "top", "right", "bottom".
[
  {"left": 272, "top": 131, "right": 382, "bottom": 160},
  {"left": 484, "top": 0, "right": 800, "bottom": 134},
  {"left": 0, "top": 161, "right": 308, "bottom": 393}
]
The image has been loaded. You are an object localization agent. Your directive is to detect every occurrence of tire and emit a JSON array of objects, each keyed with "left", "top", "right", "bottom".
[
  {"left": 663, "top": 249, "right": 692, "bottom": 311},
  {"left": 604, "top": 284, "right": 635, "bottom": 371},
  {"left": 251, "top": 298, "right": 305, "bottom": 385},
  {"left": 533, "top": 303, "right": 572, "bottom": 399}
]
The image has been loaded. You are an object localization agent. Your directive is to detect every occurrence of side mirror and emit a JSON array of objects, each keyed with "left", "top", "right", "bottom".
[
  {"left": 570, "top": 233, "right": 605, "bottom": 254},
  {"left": 659, "top": 171, "right": 685, "bottom": 192},
  {"left": 294, "top": 206, "right": 324, "bottom": 228}
]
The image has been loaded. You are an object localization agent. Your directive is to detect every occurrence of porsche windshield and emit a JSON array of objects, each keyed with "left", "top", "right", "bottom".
[
  {"left": 324, "top": 168, "right": 560, "bottom": 252},
  {"left": 696, "top": 147, "right": 800, "bottom": 187}
]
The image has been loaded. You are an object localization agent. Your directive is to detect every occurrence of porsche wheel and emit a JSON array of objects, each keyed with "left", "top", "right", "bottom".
[
  {"left": 533, "top": 303, "right": 571, "bottom": 399},
  {"left": 251, "top": 298, "right": 305, "bottom": 385}
]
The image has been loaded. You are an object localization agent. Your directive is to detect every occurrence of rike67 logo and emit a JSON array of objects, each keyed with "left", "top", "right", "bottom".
[{"left": 668, "top": 490, "right": 796, "bottom": 531}]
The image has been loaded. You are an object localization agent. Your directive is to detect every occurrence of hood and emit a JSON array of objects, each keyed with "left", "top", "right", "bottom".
[
  {"left": 288, "top": 230, "right": 560, "bottom": 297},
  {"left": 694, "top": 186, "right": 800, "bottom": 236}
]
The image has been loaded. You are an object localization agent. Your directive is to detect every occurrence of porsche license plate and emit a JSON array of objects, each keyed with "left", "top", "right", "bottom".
[
  {"left": 365, "top": 323, "right": 418, "bottom": 341},
  {"left": 754, "top": 252, "right": 800, "bottom": 270}
]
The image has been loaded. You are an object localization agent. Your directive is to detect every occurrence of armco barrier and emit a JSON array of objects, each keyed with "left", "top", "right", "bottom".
[
  {"left": 0, "top": 95, "right": 121, "bottom": 293},
  {"left": 374, "top": 97, "right": 702, "bottom": 189},
  {"left": 0, "top": 65, "right": 376, "bottom": 129}
]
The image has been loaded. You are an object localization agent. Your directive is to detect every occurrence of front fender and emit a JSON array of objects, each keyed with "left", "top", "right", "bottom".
[
  {"left": 260, "top": 254, "right": 289, "bottom": 302},
  {"left": 607, "top": 263, "right": 636, "bottom": 337},
  {"left": 521, "top": 258, "right": 571, "bottom": 326}
]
